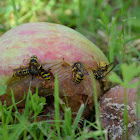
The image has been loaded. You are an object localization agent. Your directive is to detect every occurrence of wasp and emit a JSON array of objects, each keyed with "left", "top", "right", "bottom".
[
  {"left": 30, "top": 55, "right": 38, "bottom": 65},
  {"left": 78, "top": 117, "right": 85, "bottom": 128},
  {"left": 12, "top": 55, "right": 41, "bottom": 79},
  {"left": 93, "top": 61, "right": 116, "bottom": 92},
  {"left": 93, "top": 61, "right": 115, "bottom": 81},
  {"left": 72, "top": 62, "right": 88, "bottom": 84},
  {"left": 29, "top": 55, "right": 42, "bottom": 78},
  {"left": 39, "top": 67, "right": 51, "bottom": 82},
  {"left": 12, "top": 68, "right": 30, "bottom": 79},
  {"left": 29, "top": 55, "right": 51, "bottom": 81}
]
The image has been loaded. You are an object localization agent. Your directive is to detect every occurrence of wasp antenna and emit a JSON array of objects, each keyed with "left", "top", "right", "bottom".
[
  {"left": 23, "top": 59, "right": 27, "bottom": 67},
  {"left": 104, "top": 64, "right": 116, "bottom": 77},
  {"left": 108, "top": 62, "right": 114, "bottom": 67},
  {"left": 62, "top": 57, "right": 65, "bottom": 64},
  {"left": 61, "top": 58, "right": 71, "bottom": 69}
]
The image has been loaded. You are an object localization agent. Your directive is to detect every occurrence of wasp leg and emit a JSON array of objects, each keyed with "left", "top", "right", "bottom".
[
  {"left": 23, "top": 54, "right": 30, "bottom": 67},
  {"left": 23, "top": 58, "right": 29, "bottom": 67}
]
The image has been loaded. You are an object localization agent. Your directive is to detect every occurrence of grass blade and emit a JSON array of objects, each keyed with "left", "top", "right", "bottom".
[
  {"left": 11, "top": 88, "right": 18, "bottom": 112},
  {"left": 54, "top": 73, "right": 60, "bottom": 139},
  {"left": 11, "top": 0, "right": 19, "bottom": 25},
  {"left": 24, "top": 84, "right": 31, "bottom": 118},
  {"left": 64, "top": 107, "right": 72, "bottom": 136},
  {"left": 72, "top": 104, "right": 84, "bottom": 131},
  {"left": 90, "top": 72, "right": 105, "bottom": 140}
]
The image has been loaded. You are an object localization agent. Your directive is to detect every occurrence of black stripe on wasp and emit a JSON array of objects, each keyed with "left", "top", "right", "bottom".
[
  {"left": 77, "top": 117, "right": 85, "bottom": 129},
  {"left": 93, "top": 61, "right": 116, "bottom": 92},
  {"left": 12, "top": 67, "right": 30, "bottom": 79},
  {"left": 12, "top": 55, "right": 51, "bottom": 82},
  {"left": 28, "top": 55, "right": 42, "bottom": 79},
  {"left": 72, "top": 62, "right": 89, "bottom": 84},
  {"left": 75, "top": 117, "right": 86, "bottom": 136},
  {"left": 11, "top": 55, "right": 41, "bottom": 79},
  {"left": 29, "top": 55, "right": 52, "bottom": 82},
  {"left": 93, "top": 61, "right": 116, "bottom": 81},
  {"left": 38, "top": 67, "right": 51, "bottom": 82},
  {"left": 43, "top": 58, "right": 89, "bottom": 84}
]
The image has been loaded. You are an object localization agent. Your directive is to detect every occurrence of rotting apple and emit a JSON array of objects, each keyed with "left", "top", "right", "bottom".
[
  {"left": 99, "top": 78, "right": 140, "bottom": 139},
  {"left": 0, "top": 22, "right": 109, "bottom": 119}
]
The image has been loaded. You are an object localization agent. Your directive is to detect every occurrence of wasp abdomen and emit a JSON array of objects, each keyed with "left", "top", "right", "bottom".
[
  {"left": 39, "top": 68, "right": 51, "bottom": 81},
  {"left": 12, "top": 68, "right": 30, "bottom": 78},
  {"left": 72, "top": 62, "right": 88, "bottom": 84},
  {"left": 78, "top": 117, "right": 85, "bottom": 128},
  {"left": 75, "top": 72, "right": 84, "bottom": 84}
]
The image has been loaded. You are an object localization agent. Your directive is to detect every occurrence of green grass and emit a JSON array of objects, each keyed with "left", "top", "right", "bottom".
[
  {"left": 0, "top": 78, "right": 107, "bottom": 139},
  {"left": 0, "top": 66, "right": 139, "bottom": 139},
  {"left": 0, "top": 0, "right": 140, "bottom": 139}
]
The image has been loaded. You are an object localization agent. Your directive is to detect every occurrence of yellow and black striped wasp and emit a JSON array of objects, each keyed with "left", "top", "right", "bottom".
[
  {"left": 12, "top": 55, "right": 41, "bottom": 79},
  {"left": 29, "top": 55, "right": 51, "bottom": 81},
  {"left": 12, "top": 55, "right": 52, "bottom": 81},
  {"left": 39, "top": 67, "right": 51, "bottom": 82},
  {"left": 93, "top": 61, "right": 115, "bottom": 81},
  {"left": 12, "top": 67, "right": 30, "bottom": 79},
  {"left": 78, "top": 117, "right": 85, "bottom": 129},
  {"left": 93, "top": 61, "right": 116, "bottom": 92},
  {"left": 72, "top": 62, "right": 89, "bottom": 84},
  {"left": 29, "top": 55, "right": 42, "bottom": 79},
  {"left": 30, "top": 55, "right": 38, "bottom": 65},
  {"left": 75, "top": 117, "right": 85, "bottom": 136}
]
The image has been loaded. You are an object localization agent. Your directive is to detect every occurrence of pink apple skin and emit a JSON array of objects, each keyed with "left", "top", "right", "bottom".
[
  {"left": 0, "top": 22, "right": 108, "bottom": 118},
  {"left": 0, "top": 22, "right": 108, "bottom": 85}
]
